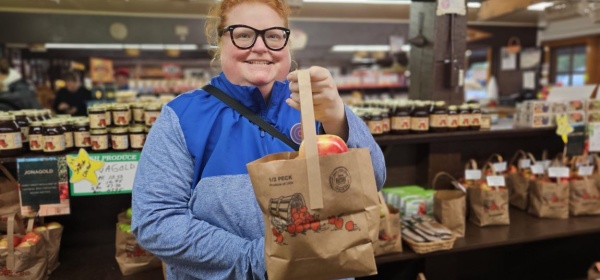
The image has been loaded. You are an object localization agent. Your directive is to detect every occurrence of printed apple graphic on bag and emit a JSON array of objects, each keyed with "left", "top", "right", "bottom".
[{"left": 297, "top": 134, "right": 348, "bottom": 159}]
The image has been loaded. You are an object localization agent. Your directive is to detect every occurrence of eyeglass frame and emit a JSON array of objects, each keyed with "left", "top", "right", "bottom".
[{"left": 218, "top": 24, "right": 291, "bottom": 51}]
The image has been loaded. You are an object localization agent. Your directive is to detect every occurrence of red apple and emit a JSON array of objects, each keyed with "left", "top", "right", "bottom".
[
  {"left": 21, "top": 232, "right": 41, "bottom": 245},
  {"left": 0, "top": 236, "right": 21, "bottom": 248},
  {"left": 297, "top": 134, "right": 348, "bottom": 159}
]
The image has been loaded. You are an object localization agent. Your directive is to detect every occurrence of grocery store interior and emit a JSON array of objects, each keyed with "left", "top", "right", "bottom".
[{"left": 1, "top": 0, "right": 600, "bottom": 279}]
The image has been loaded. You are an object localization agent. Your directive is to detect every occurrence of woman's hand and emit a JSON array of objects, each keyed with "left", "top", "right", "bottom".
[{"left": 286, "top": 66, "right": 348, "bottom": 140}]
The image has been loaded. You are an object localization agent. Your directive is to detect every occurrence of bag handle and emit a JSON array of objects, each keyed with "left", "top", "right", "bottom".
[
  {"left": 485, "top": 153, "right": 504, "bottom": 164},
  {"left": 509, "top": 150, "right": 537, "bottom": 170},
  {"left": 298, "top": 69, "right": 323, "bottom": 210},
  {"left": 432, "top": 172, "right": 460, "bottom": 190},
  {"left": 6, "top": 212, "right": 16, "bottom": 270},
  {"left": 0, "top": 161, "right": 18, "bottom": 184},
  {"left": 464, "top": 159, "right": 478, "bottom": 170}
]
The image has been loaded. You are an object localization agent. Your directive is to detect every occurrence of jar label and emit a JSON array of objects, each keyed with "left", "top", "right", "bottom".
[
  {"left": 391, "top": 116, "right": 410, "bottom": 130},
  {"left": 459, "top": 114, "right": 470, "bottom": 127},
  {"left": 145, "top": 111, "right": 160, "bottom": 126},
  {"left": 105, "top": 111, "right": 112, "bottom": 126},
  {"left": 0, "top": 132, "right": 22, "bottom": 150},
  {"left": 382, "top": 118, "right": 390, "bottom": 133},
  {"left": 42, "top": 135, "right": 65, "bottom": 153},
  {"left": 133, "top": 108, "right": 144, "bottom": 123},
  {"left": 111, "top": 134, "right": 129, "bottom": 150},
  {"left": 91, "top": 135, "right": 109, "bottom": 151},
  {"left": 481, "top": 116, "right": 491, "bottom": 129},
  {"left": 471, "top": 113, "right": 482, "bottom": 127},
  {"left": 130, "top": 134, "right": 146, "bottom": 149},
  {"left": 89, "top": 113, "right": 107, "bottom": 129},
  {"left": 411, "top": 117, "right": 429, "bottom": 131},
  {"left": 113, "top": 111, "right": 130, "bottom": 126},
  {"left": 74, "top": 131, "right": 91, "bottom": 148},
  {"left": 21, "top": 127, "right": 29, "bottom": 143},
  {"left": 430, "top": 114, "right": 448, "bottom": 128},
  {"left": 447, "top": 115, "right": 459, "bottom": 128},
  {"left": 64, "top": 131, "right": 74, "bottom": 148},
  {"left": 368, "top": 120, "right": 383, "bottom": 135},
  {"left": 29, "top": 134, "right": 44, "bottom": 151}
]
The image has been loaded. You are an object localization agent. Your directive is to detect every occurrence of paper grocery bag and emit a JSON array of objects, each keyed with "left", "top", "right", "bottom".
[
  {"left": 0, "top": 163, "right": 20, "bottom": 217},
  {"left": 528, "top": 180, "right": 569, "bottom": 219},
  {"left": 570, "top": 178, "right": 600, "bottom": 216},
  {"left": 36, "top": 226, "right": 63, "bottom": 274},
  {"left": 468, "top": 187, "right": 510, "bottom": 226},
  {"left": 432, "top": 172, "right": 466, "bottom": 237},
  {"left": 374, "top": 193, "right": 402, "bottom": 256},
  {"left": 247, "top": 70, "right": 379, "bottom": 280},
  {"left": 588, "top": 262, "right": 600, "bottom": 280},
  {"left": 505, "top": 151, "right": 537, "bottom": 210},
  {"left": 115, "top": 224, "right": 161, "bottom": 276},
  {"left": 0, "top": 215, "right": 48, "bottom": 280}
]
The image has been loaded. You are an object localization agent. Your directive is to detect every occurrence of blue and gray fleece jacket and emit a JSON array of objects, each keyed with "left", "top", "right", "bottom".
[{"left": 132, "top": 73, "right": 386, "bottom": 280}]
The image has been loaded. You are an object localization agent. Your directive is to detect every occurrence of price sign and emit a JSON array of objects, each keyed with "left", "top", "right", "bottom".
[
  {"left": 531, "top": 164, "right": 545, "bottom": 175},
  {"left": 493, "top": 162, "right": 507, "bottom": 173},
  {"left": 518, "top": 159, "right": 531, "bottom": 169},
  {"left": 548, "top": 167, "right": 570, "bottom": 178},
  {"left": 17, "top": 157, "right": 71, "bottom": 217},
  {"left": 486, "top": 175, "right": 506, "bottom": 187},
  {"left": 68, "top": 149, "right": 140, "bottom": 196},
  {"left": 465, "top": 169, "right": 482, "bottom": 180},
  {"left": 578, "top": 166, "right": 594, "bottom": 176}
]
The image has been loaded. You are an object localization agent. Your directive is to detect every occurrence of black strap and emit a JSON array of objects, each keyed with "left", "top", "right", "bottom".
[{"left": 202, "top": 84, "right": 300, "bottom": 151}]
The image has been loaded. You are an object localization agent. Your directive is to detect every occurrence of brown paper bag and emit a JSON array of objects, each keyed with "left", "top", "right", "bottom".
[
  {"left": 468, "top": 162, "right": 510, "bottom": 227},
  {"left": 0, "top": 163, "right": 20, "bottom": 217},
  {"left": 0, "top": 214, "right": 48, "bottom": 280},
  {"left": 505, "top": 150, "right": 536, "bottom": 210},
  {"left": 588, "top": 262, "right": 600, "bottom": 280},
  {"left": 247, "top": 70, "right": 379, "bottom": 280},
  {"left": 569, "top": 178, "right": 600, "bottom": 216},
  {"left": 432, "top": 172, "right": 466, "bottom": 237},
  {"left": 0, "top": 214, "right": 26, "bottom": 235},
  {"left": 374, "top": 192, "right": 402, "bottom": 256},
  {"left": 115, "top": 224, "right": 161, "bottom": 276},
  {"left": 529, "top": 180, "right": 569, "bottom": 219},
  {"left": 35, "top": 225, "right": 62, "bottom": 274}
]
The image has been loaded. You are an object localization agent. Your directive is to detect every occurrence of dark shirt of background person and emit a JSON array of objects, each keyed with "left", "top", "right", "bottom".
[
  {"left": 114, "top": 68, "right": 130, "bottom": 91},
  {"left": 0, "top": 57, "right": 42, "bottom": 111},
  {"left": 52, "top": 72, "right": 92, "bottom": 116}
]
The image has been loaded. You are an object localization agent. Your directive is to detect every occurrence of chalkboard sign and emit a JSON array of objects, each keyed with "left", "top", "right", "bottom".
[{"left": 67, "top": 149, "right": 140, "bottom": 196}]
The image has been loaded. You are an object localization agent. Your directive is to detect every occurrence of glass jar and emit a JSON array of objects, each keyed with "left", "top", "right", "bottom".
[
  {"left": 410, "top": 102, "right": 429, "bottom": 134},
  {"left": 110, "top": 127, "right": 129, "bottom": 151},
  {"left": 73, "top": 119, "right": 91, "bottom": 149},
  {"left": 368, "top": 110, "right": 383, "bottom": 136},
  {"left": 469, "top": 103, "right": 482, "bottom": 131},
  {"left": 55, "top": 114, "right": 71, "bottom": 119},
  {"left": 447, "top": 105, "right": 459, "bottom": 131},
  {"left": 88, "top": 106, "right": 107, "bottom": 129},
  {"left": 28, "top": 121, "right": 44, "bottom": 153},
  {"left": 12, "top": 110, "right": 30, "bottom": 151},
  {"left": 391, "top": 102, "right": 411, "bottom": 135},
  {"left": 481, "top": 109, "right": 491, "bottom": 130},
  {"left": 112, "top": 104, "right": 131, "bottom": 127},
  {"left": 42, "top": 109, "right": 52, "bottom": 120},
  {"left": 429, "top": 101, "right": 448, "bottom": 133},
  {"left": 144, "top": 103, "right": 162, "bottom": 127},
  {"left": 103, "top": 104, "right": 113, "bottom": 127},
  {"left": 42, "top": 120, "right": 65, "bottom": 154},
  {"left": 0, "top": 114, "right": 23, "bottom": 157},
  {"left": 380, "top": 109, "right": 390, "bottom": 134},
  {"left": 24, "top": 110, "right": 38, "bottom": 123},
  {"left": 58, "top": 119, "right": 74, "bottom": 151},
  {"left": 458, "top": 104, "right": 471, "bottom": 131},
  {"left": 129, "top": 125, "right": 147, "bottom": 150},
  {"left": 90, "top": 129, "right": 109, "bottom": 152},
  {"left": 131, "top": 103, "right": 145, "bottom": 124}
]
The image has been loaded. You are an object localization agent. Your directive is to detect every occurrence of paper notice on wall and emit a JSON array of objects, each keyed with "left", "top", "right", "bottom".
[
  {"left": 523, "top": 71, "right": 536, "bottom": 90},
  {"left": 68, "top": 150, "right": 140, "bottom": 196},
  {"left": 588, "top": 122, "right": 600, "bottom": 152},
  {"left": 436, "top": 0, "right": 466, "bottom": 15},
  {"left": 17, "top": 157, "right": 71, "bottom": 217},
  {"left": 500, "top": 48, "right": 517, "bottom": 71}
]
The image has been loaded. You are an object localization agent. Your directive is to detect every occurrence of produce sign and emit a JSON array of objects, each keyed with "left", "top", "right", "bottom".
[
  {"left": 17, "top": 157, "right": 71, "bottom": 217},
  {"left": 67, "top": 149, "right": 140, "bottom": 196}
]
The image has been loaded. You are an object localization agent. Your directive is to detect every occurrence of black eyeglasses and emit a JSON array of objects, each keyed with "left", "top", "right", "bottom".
[{"left": 219, "top": 24, "right": 291, "bottom": 51}]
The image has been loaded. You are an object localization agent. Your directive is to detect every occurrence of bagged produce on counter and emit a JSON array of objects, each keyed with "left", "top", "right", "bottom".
[
  {"left": 432, "top": 172, "right": 466, "bottom": 237},
  {"left": 505, "top": 150, "right": 537, "bottom": 210},
  {"left": 569, "top": 156, "right": 600, "bottom": 216},
  {"left": 529, "top": 156, "right": 569, "bottom": 219},
  {"left": 33, "top": 221, "right": 63, "bottom": 274},
  {"left": 382, "top": 186, "right": 433, "bottom": 217},
  {"left": 115, "top": 209, "right": 161, "bottom": 276},
  {"left": 0, "top": 163, "right": 20, "bottom": 217},
  {"left": 0, "top": 214, "right": 48, "bottom": 280},
  {"left": 467, "top": 156, "right": 510, "bottom": 227},
  {"left": 374, "top": 192, "right": 402, "bottom": 256}
]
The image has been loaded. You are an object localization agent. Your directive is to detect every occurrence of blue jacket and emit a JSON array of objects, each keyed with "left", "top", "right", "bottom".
[{"left": 132, "top": 73, "right": 386, "bottom": 280}]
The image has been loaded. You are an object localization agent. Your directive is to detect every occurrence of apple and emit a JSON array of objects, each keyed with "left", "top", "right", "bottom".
[
  {"left": 21, "top": 232, "right": 41, "bottom": 245},
  {"left": 0, "top": 236, "right": 21, "bottom": 248},
  {"left": 33, "top": 226, "right": 48, "bottom": 233},
  {"left": 17, "top": 241, "right": 33, "bottom": 248},
  {"left": 508, "top": 165, "right": 518, "bottom": 174},
  {"left": 118, "top": 223, "right": 131, "bottom": 233},
  {"left": 126, "top": 208, "right": 133, "bottom": 219},
  {"left": 297, "top": 134, "right": 348, "bottom": 159},
  {"left": 46, "top": 222, "right": 62, "bottom": 229}
]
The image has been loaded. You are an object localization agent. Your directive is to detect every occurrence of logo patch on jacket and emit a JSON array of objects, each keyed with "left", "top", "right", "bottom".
[{"left": 290, "top": 123, "right": 302, "bottom": 144}]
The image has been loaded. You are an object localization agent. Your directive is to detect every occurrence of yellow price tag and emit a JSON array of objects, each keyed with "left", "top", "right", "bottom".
[
  {"left": 555, "top": 114, "right": 574, "bottom": 144},
  {"left": 66, "top": 148, "right": 105, "bottom": 186}
]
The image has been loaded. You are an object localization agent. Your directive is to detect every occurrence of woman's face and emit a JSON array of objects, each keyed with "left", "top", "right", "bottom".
[{"left": 220, "top": 3, "right": 291, "bottom": 93}]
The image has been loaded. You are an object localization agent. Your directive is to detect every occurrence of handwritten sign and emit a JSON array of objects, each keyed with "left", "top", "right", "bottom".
[
  {"left": 465, "top": 169, "right": 482, "bottom": 180},
  {"left": 555, "top": 114, "right": 574, "bottom": 144},
  {"left": 68, "top": 150, "right": 140, "bottom": 196}
]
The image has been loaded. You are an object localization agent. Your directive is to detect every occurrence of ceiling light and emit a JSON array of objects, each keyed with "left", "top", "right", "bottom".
[
  {"left": 527, "top": 2, "right": 554, "bottom": 11},
  {"left": 332, "top": 45, "right": 391, "bottom": 52},
  {"left": 45, "top": 43, "right": 124, "bottom": 49},
  {"left": 304, "top": 0, "right": 410, "bottom": 4},
  {"left": 44, "top": 43, "right": 198, "bottom": 50},
  {"left": 467, "top": 2, "right": 481, "bottom": 8}
]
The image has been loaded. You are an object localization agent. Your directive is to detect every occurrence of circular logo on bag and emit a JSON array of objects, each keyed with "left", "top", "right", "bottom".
[
  {"left": 290, "top": 123, "right": 302, "bottom": 144},
  {"left": 329, "top": 167, "right": 351, "bottom": 193}
]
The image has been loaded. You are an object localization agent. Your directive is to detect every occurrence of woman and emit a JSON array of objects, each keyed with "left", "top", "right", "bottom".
[
  {"left": 0, "top": 58, "right": 42, "bottom": 111},
  {"left": 132, "top": 0, "right": 386, "bottom": 279},
  {"left": 52, "top": 71, "right": 92, "bottom": 116}
]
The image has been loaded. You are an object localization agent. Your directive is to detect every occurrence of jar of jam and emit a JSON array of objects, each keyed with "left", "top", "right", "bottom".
[
  {"left": 28, "top": 121, "right": 44, "bottom": 153},
  {"left": 0, "top": 114, "right": 23, "bottom": 157},
  {"left": 103, "top": 104, "right": 113, "bottom": 127},
  {"left": 410, "top": 102, "right": 429, "bottom": 134},
  {"left": 55, "top": 114, "right": 71, "bottom": 119},
  {"left": 458, "top": 104, "right": 471, "bottom": 131},
  {"left": 42, "top": 120, "right": 65, "bottom": 154},
  {"left": 12, "top": 110, "right": 30, "bottom": 151},
  {"left": 74, "top": 119, "right": 91, "bottom": 149},
  {"left": 129, "top": 125, "right": 146, "bottom": 150},
  {"left": 469, "top": 103, "right": 482, "bottom": 130},
  {"left": 42, "top": 109, "right": 52, "bottom": 120},
  {"left": 131, "top": 103, "right": 145, "bottom": 124},
  {"left": 447, "top": 105, "right": 459, "bottom": 131},
  {"left": 58, "top": 119, "right": 74, "bottom": 151},
  {"left": 90, "top": 129, "right": 109, "bottom": 152},
  {"left": 391, "top": 102, "right": 411, "bottom": 135},
  {"left": 112, "top": 104, "right": 131, "bottom": 127},
  {"left": 25, "top": 110, "right": 38, "bottom": 122},
  {"left": 144, "top": 103, "right": 162, "bottom": 127},
  {"left": 368, "top": 110, "right": 383, "bottom": 136},
  {"left": 88, "top": 106, "right": 107, "bottom": 129},
  {"left": 380, "top": 109, "right": 390, "bottom": 134},
  {"left": 110, "top": 127, "right": 129, "bottom": 151},
  {"left": 429, "top": 101, "right": 448, "bottom": 132},
  {"left": 481, "top": 109, "right": 491, "bottom": 130}
]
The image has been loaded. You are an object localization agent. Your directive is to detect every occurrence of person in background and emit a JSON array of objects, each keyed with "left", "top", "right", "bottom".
[
  {"left": 114, "top": 68, "right": 130, "bottom": 90},
  {"left": 0, "top": 58, "right": 42, "bottom": 111},
  {"left": 131, "top": 0, "right": 386, "bottom": 279},
  {"left": 52, "top": 71, "right": 92, "bottom": 116}
]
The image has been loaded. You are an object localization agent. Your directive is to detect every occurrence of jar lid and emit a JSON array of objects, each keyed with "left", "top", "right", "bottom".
[
  {"left": 0, "top": 114, "right": 15, "bottom": 121},
  {"left": 24, "top": 110, "right": 37, "bottom": 117},
  {"left": 55, "top": 114, "right": 71, "bottom": 119},
  {"left": 74, "top": 119, "right": 90, "bottom": 126},
  {"left": 91, "top": 129, "right": 108, "bottom": 135},
  {"left": 88, "top": 106, "right": 106, "bottom": 113},
  {"left": 130, "top": 103, "right": 144, "bottom": 109},
  {"left": 42, "top": 120, "right": 61, "bottom": 127},
  {"left": 111, "top": 127, "right": 129, "bottom": 134},
  {"left": 448, "top": 105, "right": 458, "bottom": 110},
  {"left": 11, "top": 110, "right": 26, "bottom": 116},
  {"left": 459, "top": 104, "right": 470, "bottom": 110},
  {"left": 113, "top": 103, "right": 130, "bottom": 110},
  {"left": 29, "top": 121, "right": 43, "bottom": 126},
  {"left": 145, "top": 103, "right": 162, "bottom": 110},
  {"left": 435, "top": 101, "right": 446, "bottom": 106},
  {"left": 469, "top": 103, "right": 481, "bottom": 109},
  {"left": 129, "top": 125, "right": 145, "bottom": 133}
]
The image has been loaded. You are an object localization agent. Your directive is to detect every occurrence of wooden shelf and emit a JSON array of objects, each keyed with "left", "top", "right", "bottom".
[{"left": 337, "top": 83, "right": 406, "bottom": 91}]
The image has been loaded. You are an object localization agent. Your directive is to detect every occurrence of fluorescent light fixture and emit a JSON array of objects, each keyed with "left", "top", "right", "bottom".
[
  {"left": 527, "top": 2, "right": 554, "bottom": 11},
  {"left": 44, "top": 43, "right": 198, "bottom": 51},
  {"left": 467, "top": 2, "right": 481, "bottom": 8},
  {"left": 400, "top": 44, "right": 411, "bottom": 52},
  {"left": 140, "top": 44, "right": 165, "bottom": 50},
  {"left": 332, "top": 45, "right": 391, "bottom": 52},
  {"left": 45, "top": 43, "right": 124, "bottom": 49},
  {"left": 304, "top": 0, "right": 410, "bottom": 4}
]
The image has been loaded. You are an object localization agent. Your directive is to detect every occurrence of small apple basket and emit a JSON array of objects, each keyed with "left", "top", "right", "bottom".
[
  {"left": 247, "top": 70, "right": 380, "bottom": 280},
  {"left": 465, "top": 156, "right": 510, "bottom": 227},
  {"left": 528, "top": 154, "right": 570, "bottom": 219}
]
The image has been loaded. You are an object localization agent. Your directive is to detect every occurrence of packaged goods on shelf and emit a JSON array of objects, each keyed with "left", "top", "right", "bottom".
[{"left": 382, "top": 186, "right": 434, "bottom": 217}]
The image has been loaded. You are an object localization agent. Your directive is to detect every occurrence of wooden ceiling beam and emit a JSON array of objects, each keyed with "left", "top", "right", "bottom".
[{"left": 478, "top": 0, "right": 545, "bottom": 21}]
